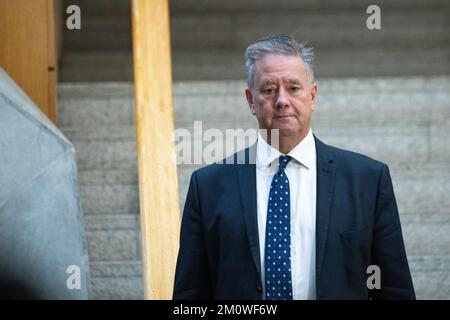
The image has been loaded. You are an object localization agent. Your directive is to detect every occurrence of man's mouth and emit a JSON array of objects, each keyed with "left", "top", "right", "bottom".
[{"left": 274, "top": 115, "right": 294, "bottom": 118}]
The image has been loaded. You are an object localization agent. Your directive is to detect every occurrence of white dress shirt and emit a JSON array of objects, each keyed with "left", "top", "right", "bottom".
[{"left": 256, "top": 128, "right": 317, "bottom": 300}]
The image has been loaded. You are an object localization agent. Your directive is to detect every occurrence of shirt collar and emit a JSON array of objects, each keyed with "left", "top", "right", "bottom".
[{"left": 256, "top": 128, "right": 316, "bottom": 170}]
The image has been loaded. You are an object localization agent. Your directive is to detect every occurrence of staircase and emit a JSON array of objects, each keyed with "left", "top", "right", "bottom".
[
  {"left": 58, "top": 0, "right": 450, "bottom": 299},
  {"left": 60, "top": 0, "right": 450, "bottom": 82}
]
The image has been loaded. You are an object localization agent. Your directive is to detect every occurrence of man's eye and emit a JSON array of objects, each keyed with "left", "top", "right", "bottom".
[
  {"left": 290, "top": 87, "right": 300, "bottom": 92},
  {"left": 262, "top": 88, "right": 275, "bottom": 94}
]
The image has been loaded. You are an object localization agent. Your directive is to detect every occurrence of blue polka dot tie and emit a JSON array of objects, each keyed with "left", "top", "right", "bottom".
[{"left": 265, "top": 155, "right": 293, "bottom": 300}]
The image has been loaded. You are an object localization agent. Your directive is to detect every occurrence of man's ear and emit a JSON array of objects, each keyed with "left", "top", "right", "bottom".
[
  {"left": 310, "top": 82, "right": 318, "bottom": 111},
  {"left": 245, "top": 88, "right": 256, "bottom": 115}
]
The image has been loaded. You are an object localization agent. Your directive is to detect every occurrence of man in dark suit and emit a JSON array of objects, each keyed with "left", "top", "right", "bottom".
[{"left": 173, "top": 35, "right": 415, "bottom": 300}]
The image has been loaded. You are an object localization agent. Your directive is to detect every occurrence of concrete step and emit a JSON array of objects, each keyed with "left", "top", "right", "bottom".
[
  {"left": 403, "top": 223, "right": 450, "bottom": 258},
  {"left": 81, "top": 183, "right": 139, "bottom": 215},
  {"left": 408, "top": 256, "right": 450, "bottom": 299},
  {"left": 90, "top": 260, "right": 143, "bottom": 278},
  {"left": 59, "top": 52, "right": 133, "bottom": 82},
  {"left": 58, "top": 78, "right": 450, "bottom": 127},
  {"left": 63, "top": 11, "right": 449, "bottom": 52},
  {"left": 60, "top": 119, "right": 450, "bottom": 144},
  {"left": 170, "top": 12, "right": 449, "bottom": 51},
  {"left": 86, "top": 214, "right": 143, "bottom": 299},
  {"left": 63, "top": 16, "right": 131, "bottom": 52},
  {"left": 64, "top": 0, "right": 450, "bottom": 16},
  {"left": 171, "top": 48, "right": 450, "bottom": 80},
  {"left": 61, "top": 122, "right": 449, "bottom": 171},
  {"left": 90, "top": 261, "right": 143, "bottom": 300},
  {"left": 170, "top": 0, "right": 450, "bottom": 14},
  {"left": 85, "top": 215, "right": 141, "bottom": 262},
  {"left": 62, "top": 0, "right": 131, "bottom": 16},
  {"left": 59, "top": 45, "right": 450, "bottom": 82}
]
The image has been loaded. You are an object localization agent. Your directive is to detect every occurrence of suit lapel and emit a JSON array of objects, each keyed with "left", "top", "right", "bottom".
[
  {"left": 236, "top": 145, "right": 262, "bottom": 279},
  {"left": 314, "top": 137, "right": 336, "bottom": 281}
]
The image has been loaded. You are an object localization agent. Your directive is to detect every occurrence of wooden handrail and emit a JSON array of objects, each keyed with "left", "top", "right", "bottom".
[{"left": 131, "top": 0, "right": 180, "bottom": 300}]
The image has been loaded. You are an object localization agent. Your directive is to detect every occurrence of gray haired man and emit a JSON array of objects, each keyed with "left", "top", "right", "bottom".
[{"left": 173, "top": 35, "right": 415, "bottom": 300}]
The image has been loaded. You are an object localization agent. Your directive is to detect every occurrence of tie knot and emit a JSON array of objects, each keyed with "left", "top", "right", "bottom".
[{"left": 278, "top": 155, "right": 291, "bottom": 172}]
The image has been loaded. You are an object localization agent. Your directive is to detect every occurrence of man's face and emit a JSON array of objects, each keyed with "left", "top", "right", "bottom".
[{"left": 245, "top": 54, "right": 317, "bottom": 143}]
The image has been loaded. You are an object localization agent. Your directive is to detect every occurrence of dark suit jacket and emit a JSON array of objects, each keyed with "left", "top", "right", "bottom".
[{"left": 173, "top": 136, "right": 415, "bottom": 300}]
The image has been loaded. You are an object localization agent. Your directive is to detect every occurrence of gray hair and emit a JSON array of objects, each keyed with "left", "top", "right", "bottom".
[{"left": 245, "top": 35, "right": 315, "bottom": 88}]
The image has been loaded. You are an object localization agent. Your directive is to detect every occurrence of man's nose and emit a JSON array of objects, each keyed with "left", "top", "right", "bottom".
[{"left": 274, "top": 88, "right": 289, "bottom": 109}]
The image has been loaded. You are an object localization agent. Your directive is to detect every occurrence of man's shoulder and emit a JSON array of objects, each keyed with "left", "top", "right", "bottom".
[
  {"left": 317, "top": 137, "right": 386, "bottom": 173},
  {"left": 192, "top": 146, "right": 254, "bottom": 180}
]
